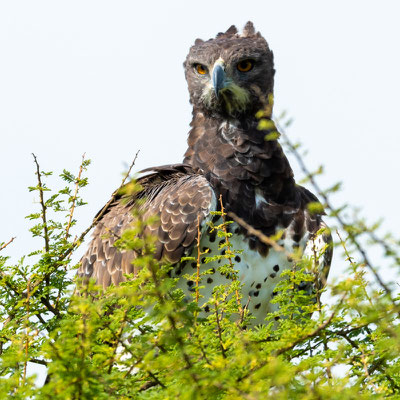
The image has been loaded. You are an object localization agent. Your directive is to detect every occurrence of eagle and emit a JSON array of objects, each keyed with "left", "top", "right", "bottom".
[{"left": 78, "top": 22, "right": 332, "bottom": 325}]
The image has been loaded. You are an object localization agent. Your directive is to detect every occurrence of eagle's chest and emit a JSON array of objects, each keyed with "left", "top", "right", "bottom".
[{"left": 172, "top": 221, "right": 307, "bottom": 325}]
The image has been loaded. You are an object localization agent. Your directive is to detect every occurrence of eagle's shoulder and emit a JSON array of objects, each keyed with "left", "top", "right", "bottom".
[{"left": 78, "top": 164, "right": 216, "bottom": 288}]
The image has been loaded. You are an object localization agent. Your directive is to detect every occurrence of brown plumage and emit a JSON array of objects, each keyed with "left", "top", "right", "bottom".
[{"left": 78, "top": 22, "right": 332, "bottom": 324}]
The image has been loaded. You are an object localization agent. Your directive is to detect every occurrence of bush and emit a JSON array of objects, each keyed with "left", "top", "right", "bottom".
[{"left": 1, "top": 123, "right": 400, "bottom": 399}]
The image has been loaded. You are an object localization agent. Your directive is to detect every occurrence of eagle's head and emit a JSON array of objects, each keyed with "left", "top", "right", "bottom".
[{"left": 184, "top": 21, "right": 275, "bottom": 119}]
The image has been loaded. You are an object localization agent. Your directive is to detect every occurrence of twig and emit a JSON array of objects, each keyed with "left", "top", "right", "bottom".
[
  {"left": 23, "top": 277, "right": 32, "bottom": 385},
  {"left": 0, "top": 237, "right": 15, "bottom": 252},
  {"left": 139, "top": 371, "right": 166, "bottom": 391},
  {"left": 275, "top": 295, "right": 343, "bottom": 356},
  {"left": 214, "top": 301, "right": 226, "bottom": 358},
  {"left": 276, "top": 122, "right": 395, "bottom": 303},
  {"left": 32, "top": 154, "right": 49, "bottom": 253},
  {"left": 58, "top": 150, "right": 140, "bottom": 263},
  {"left": 219, "top": 196, "right": 243, "bottom": 322},
  {"left": 107, "top": 308, "right": 129, "bottom": 374},
  {"left": 228, "top": 211, "right": 295, "bottom": 260},
  {"left": 195, "top": 215, "right": 201, "bottom": 304},
  {"left": 239, "top": 293, "right": 346, "bottom": 383},
  {"left": 65, "top": 153, "right": 86, "bottom": 240}
]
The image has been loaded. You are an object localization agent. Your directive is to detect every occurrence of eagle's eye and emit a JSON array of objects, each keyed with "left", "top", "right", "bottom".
[
  {"left": 194, "top": 64, "right": 208, "bottom": 75},
  {"left": 237, "top": 59, "right": 254, "bottom": 72}
]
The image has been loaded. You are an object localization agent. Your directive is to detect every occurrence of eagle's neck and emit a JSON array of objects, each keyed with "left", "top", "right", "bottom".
[{"left": 183, "top": 110, "right": 299, "bottom": 234}]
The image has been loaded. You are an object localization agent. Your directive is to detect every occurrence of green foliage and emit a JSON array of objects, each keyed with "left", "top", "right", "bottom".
[{"left": 1, "top": 131, "right": 400, "bottom": 399}]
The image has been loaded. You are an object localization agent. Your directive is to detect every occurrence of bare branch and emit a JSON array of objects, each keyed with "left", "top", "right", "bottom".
[
  {"left": 0, "top": 237, "right": 16, "bottom": 252},
  {"left": 228, "top": 211, "right": 295, "bottom": 259}
]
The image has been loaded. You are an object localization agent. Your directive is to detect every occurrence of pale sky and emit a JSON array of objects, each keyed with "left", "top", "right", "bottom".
[{"left": 1, "top": 0, "right": 400, "bottom": 382}]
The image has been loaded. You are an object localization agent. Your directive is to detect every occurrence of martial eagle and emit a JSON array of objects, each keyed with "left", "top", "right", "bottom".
[{"left": 78, "top": 22, "right": 332, "bottom": 325}]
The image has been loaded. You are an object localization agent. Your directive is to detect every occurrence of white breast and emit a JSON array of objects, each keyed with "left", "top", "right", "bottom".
[{"left": 172, "top": 220, "right": 308, "bottom": 326}]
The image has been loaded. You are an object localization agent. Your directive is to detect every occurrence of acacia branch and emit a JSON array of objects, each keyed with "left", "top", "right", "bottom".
[
  {"left": 276, "top": 123, "right": 395, "bottom": 302},
  {"left": 275, "top": 297, "right": 342, "bottom": 356},
  {"left": 32, "top": 153, "right": 49, "bottom": 253},
  {"left": 238, "top": 294, "right": 345, "bottom": 383},
  {"left": 214, "top": 301, "right": 227, "bottom": 358},
  {"left": 65, "top": 153, "right": 86, "bottom": 240},
  {"left": 58, "top": 150, "right": 140, "bottom": 263},
  {"left": 219, "top": 196, "right": 243, "bottom": 321},
  {"left": 228, "top": 211, "right": 295, "bottom": 259}
]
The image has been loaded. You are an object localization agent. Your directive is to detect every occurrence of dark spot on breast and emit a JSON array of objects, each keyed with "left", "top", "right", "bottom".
[
  {"left": 218, "top": 259, "right": 221, "bottom": 264},
  {"left": 209, "top": 233, "right": 216, "bottom": 242},
  {"left": 234, "top": 256, "right": 241, "bottom": 262},
  {"left": 210, "top": 268, "right": 215, "bottom": 274},
  {"left": 255, "top": 303, "right": 261, "bottom": 309},
  {"left": 202, "top": 247, "right": 210, "bottom": 252},
  {"left": 204, "top": 305, "right": 210, "bottom": 313},
  {"left": 201, "top": 257, "right": 206, "bottom": 263},
  {"left": 293, "top": 234, "right": 302, "bottom": 243},
  {"left": 212, "top": 215, "right": 220, "bottom": 223},
  {"left": 250, "top": 281, "right": 255, "bottom": 287},
  {"left": 207, "top": 277, "right": 213, "bottom": 284},
  {"left": 270, "top": 273, "right": 276, "bottom": 279},
  {"left": 274, "top": 316, "right": 280, "bottom": 321},
  {"left": 287, "top": 256, "right": 293, "bottom": 262},
  {"left": 271, "top": 291, "right": 277, "bottom": 298},
  {"left": 234, "top": 227, "right": 240, "bottom": 234},
  {"left": 176, "top": 269, "right": 182, "bottom": 276},
  {"left": 259, "top": 243, "right": 269, "bottom": 257},
  {"left": 219, "top": 240, "right": 225, "bottom": 246},
  {"left": 191, "top": 262, "right": 197, "bottom": 269},
  {"left": 264, "top": 276, "right": 268, "bottom": 282},
  {"left": 187, "top": 280, "right": 194, "bottom": 287},
  {"left": 246, "top": 264, "right": 249, "bottom": 269},
  {"left": 254, "top": 291, "right": 259, "bottom": 297},
  {"left": 249, "top": 290, "right": 255, "bottom": 296},
  {"left": 221, "top": 249, "right": 226, "bottom": 255},
  {"left": 273, "top": 264, "right": 280, "bottom": 272},
  {"left": 256, "top": 283, "right": 261, "bottom": 289}
]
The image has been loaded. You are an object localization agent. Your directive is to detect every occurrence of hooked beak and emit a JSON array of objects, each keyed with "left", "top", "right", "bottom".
[{"left": 212, "top": 63, "right": 226, "bottom": 98}]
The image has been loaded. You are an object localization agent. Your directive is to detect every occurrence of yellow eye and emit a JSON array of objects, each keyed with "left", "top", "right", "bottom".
[
  {"left": 195, "top": 64, "right": 208, "bottom": 75},
  {"left": 237, "top": 59, "right": 254, "bottom": 72}
]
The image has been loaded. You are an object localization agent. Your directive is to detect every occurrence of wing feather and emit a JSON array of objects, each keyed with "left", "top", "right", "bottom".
[{"left": 78, "top": 165, "right": 215, "bottom": 289}]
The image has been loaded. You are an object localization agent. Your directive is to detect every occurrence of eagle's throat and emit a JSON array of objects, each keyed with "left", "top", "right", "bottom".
[{"left": 183, "top": 111, "right": 299, "bottom": 234}]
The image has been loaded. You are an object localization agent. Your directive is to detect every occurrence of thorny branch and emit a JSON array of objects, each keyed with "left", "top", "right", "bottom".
[
  {"left": 228, "top": 211, "right": 296, "bottom": 261},
  {"left": 214, "top": 301, "right": 227, "bottom": 358},
  {"left": 59, "top": 150, "right": 140, "bottom": 263},
  {"left": 65, "top": 153, "right": 86, "bottom": 240},
  {"left": 239, "top": 293, "right": 346, "bottom": 383},
  {"left": 219, "top": 195, "right": 244, "bottom": 322},
  {"left": 32, "top": 153, "right": 50, "bottom": 254},
  {"left": 275, "top": 120, "right": 396, "bottom": 303}
]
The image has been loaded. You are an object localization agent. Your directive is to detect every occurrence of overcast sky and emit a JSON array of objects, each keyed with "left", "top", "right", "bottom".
[{"left": 1, "top": 0, "right": 400, "bottom": 385}]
